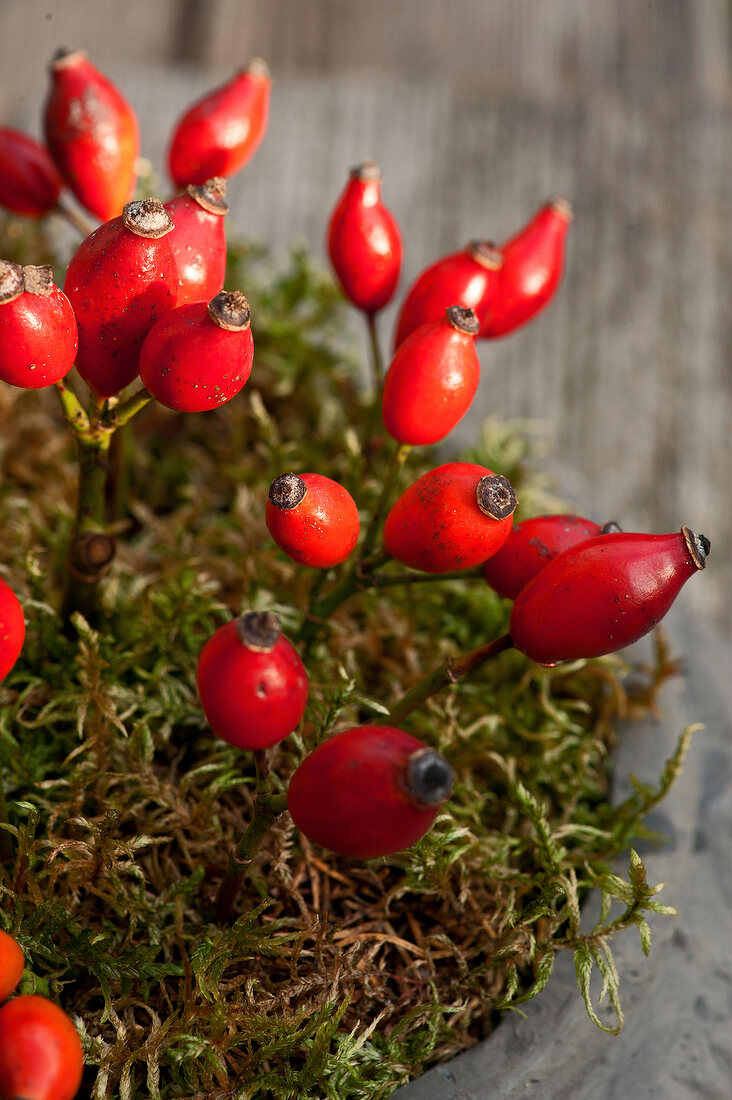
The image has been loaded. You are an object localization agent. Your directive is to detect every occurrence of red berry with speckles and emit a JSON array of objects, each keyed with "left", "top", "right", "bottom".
[
  {"left": 164, "top": 177, "right": 228, "bottom": 306},
  {"left": 327, "top": 161, "right": 402, "bottom": 315},
  {"left": 382, "top": 306, "right": 481, "bottom": 445},
  {"left": 0, "top": 995, "right": 84, "bottom": 1100},
  {"left": 197, "top": 611, "right": 308, "bottom": 751},
  {"left": 393, "top": 240, "right": 502, "bottom": 350},
  {"left": 481, "top": 198, "right": 572, "bottom": 338},
  {"left": 0, "top": 262, "right": 77, "bottom": 389},
  {"left": 0, "top": 931, "right": 24, "bottom": 1002},
  {"left": 288, "top": 725, "right": 454, "bottom": 858},
  {"left": 0, "top": 129, "right": 62, "bottom": 218},
  {"left": 483, "top": 514, "right": 619, "bottom": 600},
  {"left": 509, "top": 527, "right": 710, "bottom": 665},
  {"left": 168, "top": 59, "right": 271, "bottom": 188},
  {"left": 266, "top": 473, "right": 360, "bottom": 568},
  {"left": 44, "top": 48, "right": 139, "bottom": 222},
  {"left": 64, "top": 198, "right": 178, "bottom": 397},
  {"left": 139, "top": 290, "right": 253, "bottom": 412},
  {"left": 0, "top": 577, "right": 24, "bottom": 683},
  {"left": 383, "top": 462, "right": 517, "bottom": 573}
]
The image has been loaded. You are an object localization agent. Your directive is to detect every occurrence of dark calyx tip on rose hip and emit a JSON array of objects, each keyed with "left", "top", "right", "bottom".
[
  {"left": 0, "top": 260, "right": 24, "bottom": 304},
  {"left": 476, "top": 474, "right": 517, "bottom": 520},
  {"left": 550, "top": 195, "right": 573, "bottom": 220},
  {"left": 187, "top": 177, "right": 229, "bottom": 215},
  {"left": 207, "top": 290, "right": 251, "bottom": 331},
  {"left": 600, "top": 520, "right": 622, "bottom": 534},
  {"left": 350, "top": 160, "right": 381, "bottom": 181},
  {"left": 123, "top": 198, "right": 174, "bottom": 239},
  {"left": 51, "top": 46, "right": 87, "bottom": 68},
  {"left": 22, "top": 264, "right": 54, "bottom": 296},
  {"left": 245, "top": 56, "right": 271, "bottom": 78},
  {"left": 682, "top": 526, "right": 711, "bottom": 570},
  {"left": 446, "top": 305, "right": 480, "bottom": 335},
  {"left": 406, "top": 749, "right": 455, "bottom": 808},
  {"left": 468, "top": 240, "right": 502, "bottom": 270},
  {"left": 236, "top": 610, "right": 281, "bottom": 652},
  {"left": 269, "top": 472, "right": 307, "bottom": 510}
]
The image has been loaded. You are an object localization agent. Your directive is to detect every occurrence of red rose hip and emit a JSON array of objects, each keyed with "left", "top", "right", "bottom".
[
  {"left": 164, "top": 177, "right": 228, "bottom": 306},
  {"left": 382, "top": 306, "right": 480, "bottom": 445},
  {"left": 288, "top": 725, "right": 454, "bottom": 858},
  {"left": 0, "top": 577, "right": 24, "bottom": 682},
  {"left": 384, "top": 462, "right": 517, "bottom": 573},
  {"left": 266, "top": 473, "right": 360, "bottom": 568},
  {"left": 197, "top": 611, "right": 308, "bottom": 751},
  {"left": 0, "top": 931, "right": 24, "bottom": 1002},
  {"left": 509, "top": 527, "right": 710, "bottom": 665},
  {"left": 327, "top": 161, "right": 402, "bottom": 315},
  {"left": 64, "top": 198, "right": 178, "bottom": 397},
  {"left": 168, "top": 59, "right": 271, "bottom": 187},
  {"left": 0, "top": 263, "right": 77, "bottom": 389},
  {"left": 0, "top": 994, "right": 84, "bottom": 1100},
  {"left": 44, "top": 47, "right": 139, "bottom": 221},
  {"left": 0, "top": 128, "right": 62, "bottom": 218},
  {"left": 140, "top": 290, "right": 253, "bottom": 412}
]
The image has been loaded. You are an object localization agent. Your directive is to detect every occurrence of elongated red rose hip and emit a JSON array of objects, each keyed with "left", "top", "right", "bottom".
[
  {"left": 481, "top": 198, "right": 572, "bottom": 338},
  {"left": 483, "top": 513, "right": 617, "bottom": 599},
  {"left": 197, "top": 611, "right": 308, "bottom": 751},
  {"left": 140, "top": 290, "right": 253, "bottom": 412},
  {"left": 0, "top": 262, "right": 77, "bottom": 389},
  {"left": 288, "top": 725, "right": 454, "bottom": 858},
  {"left": 164, "top": 178, "right": 228, "bottom": 306},
  {"left": 266, "top": 473, "right": 360, "bottom": 568},
  {"left": 168, "top": 59, "right": 271, "bottom": 187},
  {"left": 384, "top": 462, "right": 517, "bottom": 573},
  {"left": 0, "top": 576, "right": 25, "bottom": 682},
  {"left": 393, "top": 241, "right": 502, "bottom": 350},
  {"left": 64, "top": 198, "right": 178, "bottom": 397},
  {"left": 44, "top": 47, "right": 139, "bottom": 221},
  {"left": 509, "top": 527, "right": 710, "bottom": 665},
  {"left": 0, "top": 128, "right": 62, "bottom": 218},
  {"left": 327, "top": 161, "right": 402, "bottom": 315},
  {"left": 382, "top": 306, "right": 480, "bottom": 445},
  {"left": 0, "top": 994, "right": 84, "bottom": 1100}
]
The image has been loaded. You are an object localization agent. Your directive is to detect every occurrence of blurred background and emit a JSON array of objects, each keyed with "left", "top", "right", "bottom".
[{"left": 1, "top": 0, "right": 730, "bottom": 632}]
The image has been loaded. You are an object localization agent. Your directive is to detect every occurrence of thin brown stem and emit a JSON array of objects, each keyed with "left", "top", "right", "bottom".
[
  {"left": 54, "top": 200, "right": 96, "bottom": 238},
  {"left": 368, "top": 565, "right": 485, "bottom": 589},
  {"left": 366, "top": 312, "right": 385, "bottom": 390}
]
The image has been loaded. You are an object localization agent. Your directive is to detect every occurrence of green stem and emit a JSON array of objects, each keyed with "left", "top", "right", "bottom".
[
  {"left": 54, "top": 378, "right": 90, "bottom": 435},
  {"left": 388, "top": 633, "right": 514, "bottom": 723},
  {"left": 369, "top": 565, "right": 485, "bottom": 589},
  {"left": 216, "top": 750, "right": 288, "bottom": 923},
  {"left": 360, "top": 441, "right": 411, "bottom": 562},
  {"left": 366, "top": 312, "right": 385, "bottom": 390},
  {"left": 103, "top": 387, "right": 152, "bottom": 430},
  {"left": 60, "top": 429, "right": 114, "bottom": 627}
]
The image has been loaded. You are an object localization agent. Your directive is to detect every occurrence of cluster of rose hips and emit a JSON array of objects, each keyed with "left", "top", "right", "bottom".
[{"left": 0, "top": 47, "right": 712, "bottom": 1095}]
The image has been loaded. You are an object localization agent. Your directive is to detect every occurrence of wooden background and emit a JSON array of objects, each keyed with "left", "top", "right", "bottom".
[{"left": 1, "top": 0, "right": 730, "bottom": 634}]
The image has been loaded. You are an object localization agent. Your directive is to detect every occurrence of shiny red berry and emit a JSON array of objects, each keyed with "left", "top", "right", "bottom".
[
  {"left": 266, "top": 473, "right": 360, "bottom": 568},
  {"left": 197, "top": 611, "right": 308, "bottom": 751},
  {"left": 44, "top": 48, "right": 139, "bottom": 222},
  {"left": 0, "top": 994, "right": 84, "bottom": 1100},
  {"left": 168, "top": 59, "right": 271, "bottom": 188},
  {"left": 0, "top": 931, "right": 24, "bottom": 1002},
  {"left": 0, "top": 577, "right": 24, "bottom": 683},
  {"left": 0, "top": 263, "right": 77, "bottom": 389},
  {"left": 509, "top": 527, "right": 710, "bottom": 665},
  {"left": 481, "top": 198, "right": 572, "bottom": 338},
  {"left": 327, "top": 161, "right": 402, "bottom": 315},
  {"left": 382, "top": 306, "right": 480, "bottom": 445},
  {"left": 0, "top": 129, "right": 62, "bottom": 218},
  {"left": 384, "top": 462, "right": 517, "bottom": 573},
  {"left": 164, "top": 178, "right": 228, "bottom": 306},
  {"left": 64, "top": 198, "right": 178, "bottom": 397},
  {"left": 288, "top": 725, "right": 454, "bottom": 859},
  {"left": 483, "top": 513, "right": 617, "bottom": 600},
  {"left": 393, "top": 240, "right": 502, "bottom": 350},
  {"left": 139, "top": 290, "right": 253, "bottom": 412}
]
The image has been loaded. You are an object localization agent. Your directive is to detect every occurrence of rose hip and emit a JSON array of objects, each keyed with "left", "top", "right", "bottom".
[
  {"left": 164, "top": 177, "right": 228, "bottom": 306},
  {"left": 0, "top": 995, "right": 84, "bottom": 1100},
  {"left": 0, "top": 930, "right": 24, "bottom": 1002},
  {"left": 0, "top": 128, "right": 62, "bottom": 218},
  {"left": 44, "top": 48, "right": 139, "bottom": 222},
  {"left": 64, "top": 198, "right": 178, "bottom": 397},
  {"left": 266, "top": 473, "right": 360, "bottom": 568},
  {"left": 509, "top": 527, "right": 710, "bottom": 665},
  {"left": 382, "top": 307, "right": 481, "bottom": 445},
  {"left": 0, "top": 262, "right": 77, "bottom": 389},
  {"left": 327, "top": 161, "right": 402, "bottom": 315},
  {"left": 384, "top": 462, "right": 517, "bottom": 573},
  {"left": 168, "top": 59, "right": 271, "bottom": 188},
  {"left": 0, "top": 577, "right": 25, "bottom": 683},
  {"left": 139, "top": 290, "right": 253, "bottom": 412},
  {"left": 287, "top": 725, "right": 454, "bottom": 858}
]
